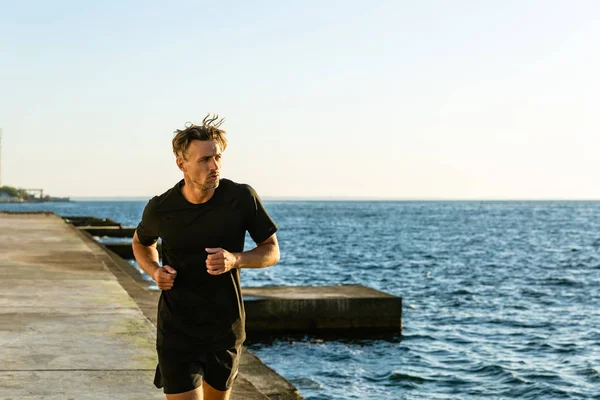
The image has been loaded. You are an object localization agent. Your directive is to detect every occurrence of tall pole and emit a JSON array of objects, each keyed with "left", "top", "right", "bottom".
[{"left": 0, "top": 128, "right": 3, "bottom": 188}]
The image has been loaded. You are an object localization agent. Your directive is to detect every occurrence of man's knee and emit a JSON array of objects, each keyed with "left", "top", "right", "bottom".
[
  {"left": 165, "top": 387, "right": 203, "bottom": 400},
  {"left": 203, "top": 381, "right": 232, "bottom": 400}
]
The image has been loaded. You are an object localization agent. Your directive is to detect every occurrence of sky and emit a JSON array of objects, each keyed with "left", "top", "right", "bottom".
[{"left": 1, "top": 1, "right": 599, "bottom": 200}]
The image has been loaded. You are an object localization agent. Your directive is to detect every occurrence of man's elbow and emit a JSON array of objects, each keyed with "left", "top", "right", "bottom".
[
  {"left": 271, "top": 245, "right": 280, "bottom": 266},
  {"left": 259, "top": 234, "right": 280, "bottom": 267}
]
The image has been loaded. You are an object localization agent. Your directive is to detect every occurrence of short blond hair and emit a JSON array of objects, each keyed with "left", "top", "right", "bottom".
[{"left": 172, "top": 113, "right": 227, "bottom": 159}]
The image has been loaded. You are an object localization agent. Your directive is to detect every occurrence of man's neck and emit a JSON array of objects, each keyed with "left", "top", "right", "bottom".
[{"left": 181, "top": 180, "right": 215, "bottom": 204}]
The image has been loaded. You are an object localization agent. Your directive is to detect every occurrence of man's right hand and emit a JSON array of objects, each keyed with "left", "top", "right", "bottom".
[{"left": 152, "top": 265, "right": 177, "bottom": 290}]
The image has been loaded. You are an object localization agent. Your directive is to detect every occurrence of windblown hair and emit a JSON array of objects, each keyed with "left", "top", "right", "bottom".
[{"left": 172, "top": 113, "right": 227, "bottom": 159}]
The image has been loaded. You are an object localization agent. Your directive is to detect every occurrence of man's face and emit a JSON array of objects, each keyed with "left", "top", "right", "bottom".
[{"left": 178, "top": 140, "right": 222, "bottom": 190}]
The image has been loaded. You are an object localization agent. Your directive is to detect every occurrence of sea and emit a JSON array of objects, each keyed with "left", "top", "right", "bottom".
[{"left": 1, "top": 200, "right": 599, "bottom": 400}]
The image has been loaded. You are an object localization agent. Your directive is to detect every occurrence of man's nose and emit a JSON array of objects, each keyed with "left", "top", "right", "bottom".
[{"left": 209, "top": 157, "right": 219, "bottom": 170}]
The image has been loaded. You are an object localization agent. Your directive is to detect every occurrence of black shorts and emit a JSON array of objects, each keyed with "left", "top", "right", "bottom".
[{"left": 154, "top": 345, "right": 241, "bottom": 394}]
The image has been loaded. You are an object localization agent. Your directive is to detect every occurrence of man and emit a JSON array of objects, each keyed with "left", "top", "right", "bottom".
[{"left": 132, "top": 114, "right": 279, "bottom": 400}]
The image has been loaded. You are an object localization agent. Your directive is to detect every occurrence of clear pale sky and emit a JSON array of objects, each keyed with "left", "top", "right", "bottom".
[{"left": 1, "top": 1, "right": 599, "bottom": 199}]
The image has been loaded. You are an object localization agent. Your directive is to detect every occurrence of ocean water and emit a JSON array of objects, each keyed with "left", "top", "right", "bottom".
[{"left": 2, "top": 200, "right": 599, "bottom": 399}]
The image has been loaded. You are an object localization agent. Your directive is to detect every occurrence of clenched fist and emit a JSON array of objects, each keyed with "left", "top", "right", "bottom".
[
  {"left": 152, "top": 265, "right": 177, "bottom": 290},
  {"left": 206, "top": 247, "right": 238, "bottom": 275}
]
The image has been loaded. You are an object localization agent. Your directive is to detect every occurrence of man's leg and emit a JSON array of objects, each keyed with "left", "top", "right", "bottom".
[
  {"left": 162, "top": 381, "right": 230, "bottom": 400},
  {"left": 203, "top": 381, "right": 232, "bottom": 400},
  {"left": 166, "top": 387, "right": 203, "bottom": 400}
]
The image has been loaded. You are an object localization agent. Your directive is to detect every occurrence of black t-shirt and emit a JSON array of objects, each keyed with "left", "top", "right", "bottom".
[{"left": 136, "top": 178, "right": 278, "bottom": 352}]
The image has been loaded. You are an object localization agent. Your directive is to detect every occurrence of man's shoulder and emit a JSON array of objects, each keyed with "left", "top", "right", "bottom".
[
  {"left": 219, "top": 178, "right": 253, "bottom": 197},
  {"left": 144, "top": 181, "right": 182, "bottom": 211}
]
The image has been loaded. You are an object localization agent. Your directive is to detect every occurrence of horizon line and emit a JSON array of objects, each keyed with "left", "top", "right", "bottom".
[{"left": 69, "top": 196, "right": 600, "bottom": 202}]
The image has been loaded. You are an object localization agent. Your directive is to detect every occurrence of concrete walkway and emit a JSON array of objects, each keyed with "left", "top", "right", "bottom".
[{"left": 0, "top": 212, "right": 282, "bottom": 399}]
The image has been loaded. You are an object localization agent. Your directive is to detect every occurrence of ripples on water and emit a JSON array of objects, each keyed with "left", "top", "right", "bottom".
[{"left": 3, "top": 200, "right": 599, "bottom": 399}]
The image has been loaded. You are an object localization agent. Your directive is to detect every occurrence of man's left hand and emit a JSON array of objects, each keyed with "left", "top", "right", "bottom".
[{"left": 205, "top": 247, "right": 239, "bottom": 275}]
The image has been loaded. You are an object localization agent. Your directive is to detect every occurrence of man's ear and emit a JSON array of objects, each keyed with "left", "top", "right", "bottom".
[{"left": 176, "top": 157, "right": 186, "bottom": 172}]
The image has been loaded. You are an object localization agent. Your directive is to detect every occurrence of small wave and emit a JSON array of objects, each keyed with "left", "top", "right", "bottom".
[
  {"left": 518, "top": 341, "right": 557, "bottom": 354},
  {"left": 520, "top": 288, "right": 545, "bottom": 298},
  {"left": 326, "top": 353, "right": 356, "bottom": 363},
  {"left": 451, "top": 289, "right": 474, "bottom": 296},
  {"left": 455, "top": 363, "right": 532, "bottom": 387},
  {"left": 432, "top": 374, "right": 474, "bottom": 388},
  {"left": 388, "top": 372, "right": 430, "bottom": 384},
  {"left": 520, "top": 371, "right": 565, "bottom": 384},
  {"left": 365, "top": 371, "right": 430, "bottom": 385},
  {"left": 489, "top": 319, "right": 552, "bottom": 329},
  {"left": 320, "top": 370, "right": 347, "bottom": 379},
  {"left": 542, "top": 277, "right": 584, "bottom": 287},
  {"left": 290, "top": 377, "right": 322, "bottom": 390},
  {"left": 501, "top": 383, "right": 581, "bottom": 400},
  {"left": 400, "top": 333, "right": 437, "bottom": 342},
  {"left": 364, "top": 372, "right": 390, "bottom": 383},
  {"left": 550, "top": 342, "right": 579, "bottom": 354},
  {"left": 469, "top": 364, "right": 510, "bottom": 377},
  {"left": 579, "top": 366, "right": 600, "bottom": 383}
]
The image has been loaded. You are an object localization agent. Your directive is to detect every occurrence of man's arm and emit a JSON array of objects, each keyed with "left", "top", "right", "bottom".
[
  {"left": 205, "top": 234, "right": 280, "bottom": 275},
  {"left": 132, "top": 231, "right": 177, "bottom": 290}
]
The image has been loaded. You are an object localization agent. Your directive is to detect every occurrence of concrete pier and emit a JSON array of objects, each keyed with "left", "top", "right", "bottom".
[
  {"left": 79, "top": 226, "right": 137, "bottom": 238},
  {"left": 63, "top": 215, "right": 122, "bottom": 227},
  {"left": 104, "top": 242, "right": 161, "bottom": 258},
  {"left": 244, "top": 285, "right": 402, "bottom": 334},
  {"left": 0, "top": 212, "right": 302, "bottom": 400}
]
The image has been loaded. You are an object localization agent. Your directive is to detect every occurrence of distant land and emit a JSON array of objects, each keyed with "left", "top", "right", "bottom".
[{"left": 0, "top": 186, "right": 70, "bottom": 203}]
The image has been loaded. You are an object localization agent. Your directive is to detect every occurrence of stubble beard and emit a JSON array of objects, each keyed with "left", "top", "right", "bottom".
[{"left": 202, "top": 178, "right": 220, "bottom": 191}]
